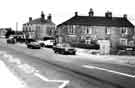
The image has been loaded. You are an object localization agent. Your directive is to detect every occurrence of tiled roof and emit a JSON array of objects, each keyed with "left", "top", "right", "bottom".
[
  {"left": 23, "top": 18, "right": 55, "bottom": 25},
  {"left": 58, "top": 16, "right": 134, "bottom": 27}
]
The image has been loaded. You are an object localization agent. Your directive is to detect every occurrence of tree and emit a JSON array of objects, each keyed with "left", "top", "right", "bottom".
[{"left": 5, "top": 28, "right": 15, "bottom": 38}]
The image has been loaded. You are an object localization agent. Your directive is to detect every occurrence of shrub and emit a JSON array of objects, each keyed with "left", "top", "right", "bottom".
[
  {"left": 117, "top": 45, "right": 135, "bottom": 51},
  {"left": 70, "top": 43, "right": 100, "bottom": 49}
]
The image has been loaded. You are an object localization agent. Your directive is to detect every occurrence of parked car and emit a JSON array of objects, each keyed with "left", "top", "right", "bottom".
[
  {"left": 43, "top": 36, "right": 55, "bottom": 41},
  {"left": 26, "top": 42, "right": 41, "bottom": 49},
  {"left": 44, "top": 39, "right": 55, "bottom": 48},
  {"left": 37, "top": 40, "right": 45, "bottom": 47},
  {"left": 7, "top": 38, "right": 16, "bottom": 44},
  {"left": 37, "top": 39, "right": 55, "bottom": 48},
  {"left": 53, "top": 43, "right": 76, "bottom": 55},
  {"left": 14, "top": 37, "right": 26, "bottom": 43},
  {"left": 25, "top": 39, "right": 36, "bottom": 44}
]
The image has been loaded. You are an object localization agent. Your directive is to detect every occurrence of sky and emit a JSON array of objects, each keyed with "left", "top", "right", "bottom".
[{"left": 0, "top": 0, "right": 135, "bottom": 31}]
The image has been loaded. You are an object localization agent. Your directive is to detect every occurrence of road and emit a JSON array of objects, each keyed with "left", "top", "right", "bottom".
[{"left": 0, "top": 38, "right": 135, "bottom": 88}]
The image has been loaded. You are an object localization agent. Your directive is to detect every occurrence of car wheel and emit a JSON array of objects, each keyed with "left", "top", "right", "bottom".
[
  {"left": 54, "top": 50, "right": 58, "bottom": 54},
  {"left": 61, "top": 51, "right": 65, "bottom": 55},
  {"left": 28, "top": 46, "right": 31, "bottom": 49},
  {"left": 54, "top": 50, "right": 56, "bottom": 53}
]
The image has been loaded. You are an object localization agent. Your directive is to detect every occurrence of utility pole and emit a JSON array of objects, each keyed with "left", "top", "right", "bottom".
[{"left": 16, "top": 22, "right": 18, "bottom": 34}]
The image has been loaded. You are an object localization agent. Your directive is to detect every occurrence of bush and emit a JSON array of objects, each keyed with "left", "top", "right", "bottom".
[
  {"left": 116, "top": 45, "right": 135, "bottom": 55},
  {"left": 70, "top": 43, "right": 100, "bottom": 49},
  {"left": 117, "top": 45, "right": 135, "bottom": 51}
]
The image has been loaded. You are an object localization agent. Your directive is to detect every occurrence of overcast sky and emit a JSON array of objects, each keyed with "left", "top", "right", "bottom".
[{"left": 0, "top": 0, "right": 135, "bottom": 30}]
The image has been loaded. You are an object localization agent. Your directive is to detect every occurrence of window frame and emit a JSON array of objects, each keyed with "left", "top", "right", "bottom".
[
  {"left": 120, "top": 38, "right": 128, "bottom": 46},
  {"left": 105, "top": 27, "right": 111, "bottom": 35},
  {"left": 121, "top": 27, "right": 128, "bottom": 35},
  {"left": 88, "top": 26, "right": 92, "bottom": 34}
]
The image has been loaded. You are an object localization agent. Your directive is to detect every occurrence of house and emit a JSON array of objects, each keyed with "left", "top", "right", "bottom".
[
  {"left": 23, "top": 11, "right": 56, "bottom": 40},
  {"left": 57, "top": 9, "right": 134, "bottom": 52}
]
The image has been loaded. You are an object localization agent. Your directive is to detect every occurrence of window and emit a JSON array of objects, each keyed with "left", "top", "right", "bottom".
[
  {"left": 81, "top": 26, "right": 86, "bottom": 34},
  {"left": 128, "top": 41, "right": 134, "bottom": 46},
  {"left": 81, "top": 36, "right": 85, "bottom": 40},
  {"left": 29, "top": 27, "right": 31, "bottom": 32},
  {"left": 72, "top": 25, "right": 76, "bottom": 34},
  {"left": 68, "top": 25, "right": 76, "bottom": 34},
  {"left": 23, "top": 26, "right": 26, "bottom": 32},
  {"left": 67, "top": 25, "right": 71, "bottom": 33},
  {"left": 36, "top": 26, "right": 40, "bottom": 32},
  {"left": 88, "top": 27, "right": 92, "bottom": 34},
  {"left": 71, "top": 26, "right": 74, "bottom": 34},
  {"left": 85, "top": 39, "right": 91, "bottom": 44},
  {"left": 25, "top": 27, "right": 28, "bottom": 32},
  {"left": 121, "top": 27, "right": 128, "bottom": 34},
  {"left": 73, "top": 25, "right": 76, "bottom": 29},
  {"left": 105, "top": 27, "right": 111, "bottom": 34},
  {"left": 120, "top": 38, "right": 127, "bottom": 46}
]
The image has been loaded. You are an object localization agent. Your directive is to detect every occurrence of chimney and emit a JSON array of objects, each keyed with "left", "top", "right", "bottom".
[
  {"left": 123, "top": 14, "right": 127, "bottom": 19},
  {"left": 105, "top": 11, "right": 112, "bottom": 18},
  {"left": 29, "top": 17, "right": 32, "bottom": 22},
  {"left": 47, "top": 14, "right": 52, "bottom": 21},
  {"left": 75, "top": 12, "right": 78, "bottom": 16},
  {"left": 88, "top": 8, "right": 94, "bottom": 16},
  {"left": 41, "top": 11, "right": 45, "bottom": 19}
]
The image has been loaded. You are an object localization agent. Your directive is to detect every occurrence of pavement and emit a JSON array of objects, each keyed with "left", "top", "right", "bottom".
[
  {"left": 0, "top": 58, "right": 28, "bottom": 88},
  {"left": 76, "top": 48, "right": 135, "bottom": 67}
]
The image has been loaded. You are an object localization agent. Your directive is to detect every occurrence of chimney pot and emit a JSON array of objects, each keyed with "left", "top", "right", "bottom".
[
  {"left": 75, "top": 12, "right": 78, "bottom": 16},
  {"left": 47, "top": 14, "right": 52, "bottom": 21},
  {"left": 29, "top": 17, "right": 32, "bottom": 22},
  {"left": 105, "top": 11, "right": 112, "bottom": 18},
  {"left": 41, "top": 11, "right": 45, "bottom": 19},
  {"left": 89, "top": 8, "right": 94, "bottom": 16},
  {"left": 123, "top": 14, "right": 127, "bottom": 19}
]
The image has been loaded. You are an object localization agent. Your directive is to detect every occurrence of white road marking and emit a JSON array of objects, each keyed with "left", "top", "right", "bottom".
[
  {"left": 18, "top": 64, "right": 37, "bottom": 74},
  {"left": 34, "top": 73, "right": 69, "bottom": 88},
  {"left": 1, "top": 51, "right": 69, "bottom": 88},
  {"left": 83, "top": 65, "right": 135, "bottom": 78},
  {"left": 18, "top": 64, "right": 70, "bottom": 88}
]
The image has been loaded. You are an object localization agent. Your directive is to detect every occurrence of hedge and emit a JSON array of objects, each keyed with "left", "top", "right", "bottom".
[{"left": 70, "top": 43, "right": 100, "bottom": 49}]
